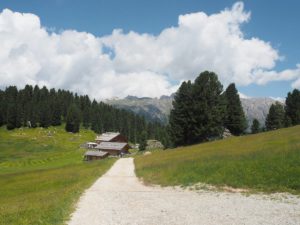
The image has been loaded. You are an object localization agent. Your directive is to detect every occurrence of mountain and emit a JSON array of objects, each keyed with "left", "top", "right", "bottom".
[
  {"left": 241, "top": 98, "right": 283, "bottom": 128},
  {"left": 105, "top": 95, "right": 174, "bottom": 124},
  {"left": 105, "top": 95, "right": 282, "bottom": 129}
]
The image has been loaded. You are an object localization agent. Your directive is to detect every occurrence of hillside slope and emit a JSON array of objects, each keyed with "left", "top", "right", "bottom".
[
  {"left": 135, "top": 126, "right": 300, "bottom": 194},
  {"left": 0, "top": 126, "right": 115, "bottom": 225}
]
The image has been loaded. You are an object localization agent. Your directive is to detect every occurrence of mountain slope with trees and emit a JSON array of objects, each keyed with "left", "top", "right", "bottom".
[{"left": 106, "top": 94, "right": 281, "bottom": 129}]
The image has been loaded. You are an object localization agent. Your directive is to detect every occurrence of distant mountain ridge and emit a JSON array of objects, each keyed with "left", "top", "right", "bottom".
[{"left": 105, "top": 95, "right": 282, "bottom": 129}]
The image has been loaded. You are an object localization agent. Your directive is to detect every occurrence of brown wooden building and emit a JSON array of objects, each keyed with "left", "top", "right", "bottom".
[
  {"left": 84, "top": 150, "right": 109, "bottom": 161},
  {"left": 94, "top": 142, "right": 129, "bottom": 156},
  {"left": 95, "top": 132, "right": 127, "bottom": 144}
]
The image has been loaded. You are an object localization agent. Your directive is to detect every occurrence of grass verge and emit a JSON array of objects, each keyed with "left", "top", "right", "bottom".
[{"left": 135, "top": 126, "right": 300, "bottom": 194}]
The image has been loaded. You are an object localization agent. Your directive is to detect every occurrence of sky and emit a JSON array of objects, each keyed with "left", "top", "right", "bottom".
[{"left": 0, "top": 0, "right": 299, "bottom": 99}]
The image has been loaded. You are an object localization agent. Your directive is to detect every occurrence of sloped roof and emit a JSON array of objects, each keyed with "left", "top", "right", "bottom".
[
  {"left": 95, "top": 132, "right": 120, "bottom": 141},
  {"left": 84, "top": 150, "right": 109, "bottom": 157},
  {"left": 95, "top": 142, "right": 128, "bottom": 151}
]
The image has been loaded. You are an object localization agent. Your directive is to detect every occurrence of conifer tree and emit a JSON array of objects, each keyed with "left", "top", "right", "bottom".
[
  {"left": 169, "top": 81, "right": 193, "bottom": 146},
  {"left": 65, "top": 104, "right": 81, "bottom": 133},
  {"left": 224, "top": 83, "right": 247, "bottom": 135},
  {"left": 251, "top": 119, "right": 260, "bottom": 134},
  {"left": 285, "top": 89, "right": 300, "bottom": 125},
  {"left": 39, "top": 86, "right": 51, "bottom": 128},
  {"left": 51, "top": 100, "right": 62, "bottom": 126},
  {"left": 139, "top": 131, "right": 147, "bottom": 151},
  {"left": 0, "top": 90, "right": 5, "bottom": 127},
  {"left": 191, "top": 71, "right": 225, "bottom": 142},
  {"left": 82, "top": 95, "right": 91, "bottom": 129},
  {"left": 266, "top": 102, "right": 285, "bottom": 130},
  {"left": 5, "top": 86, "right": 19, "bottom": 130},
  {"left": 22, "top": 85, "right": 34, "bottom": 126}
]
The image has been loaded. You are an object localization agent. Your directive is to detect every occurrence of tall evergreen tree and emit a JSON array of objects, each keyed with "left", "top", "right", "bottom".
[
  {"left": 51, "top": 100, "right": 62, "bottom": 126},
  {"left": 285, "top": 89, "right": 300, "bottom": 126},
  {"left": 82, "top": 95, "right": 91, "bottom": 129},
  {"left": 251, "top": 118, "right": 260, "bottom": 134},
  {"left": 191, "top": 71, "right": 225, "bottom": 142},
  {"left": 0, "top": 90, "right": 5, "bottom": 127},
  {"left": 5, "top": 86, "right": 19, "bottom": 130},
  {"left": 169, "top": 81, "right": 193, "bottom": 146},
  {"left": 39, "top": 87, "right": 51, "bottom": 128},
  {"left": 224, "top": 83, "right": 247, "bottom": 135},
  {"left": 22, "top": 85, "right": 34, "bottom": 127},
  {"left": 139, "top": 131, "right": 147, "bottom": 151},
  {"left": 266, "top": 102, "right": 285, "bottom": 130},
  {"left": 65, "top": 104, "right": 81, "bottom": 133}
]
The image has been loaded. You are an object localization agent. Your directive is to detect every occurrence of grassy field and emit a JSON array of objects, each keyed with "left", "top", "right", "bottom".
[
  {"left": 135, "top": 126, "right": 300, "bottom": 194},
  {"left": 0, "top": 126, "right": 116, "bottom": 225}
]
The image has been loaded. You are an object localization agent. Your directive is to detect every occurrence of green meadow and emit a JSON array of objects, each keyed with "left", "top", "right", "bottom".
[
  {"left": 135, "top": 126, "right": 300, "bottom": 194},
  {"left": 0, "top": 126, "right": 115, "bottom": 225}
]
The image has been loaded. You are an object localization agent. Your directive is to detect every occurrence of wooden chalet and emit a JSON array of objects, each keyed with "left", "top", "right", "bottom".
[
  {"left": 84, "top": 151, "right": 109, "bottom": 161},
  {"left": 94, "top": 142, "right": 129, "bottom": 156},
  {"left": 95, "top": 132, "right": 127, "bottom": 144},
  {"left": 84, "top": 132, "right": 129, "bottom": 160}
]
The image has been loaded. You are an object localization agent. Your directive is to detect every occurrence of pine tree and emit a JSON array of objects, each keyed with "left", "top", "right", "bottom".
[
  {"left": 139, "top": 131, "right": 147, "bottom": 151},
  {"left": 82, "top": 95, "right": 91, "bottom": 129},
  {"left": 0, "top": 90, "right": 5, "bottom": 127},
  {"left": 5, "top": 86, "right": 19, "bottom": 130},
  {"left": 22, "top": 85, "right": 34, "bottom": 127},
  {"left": 65, "top": 104, "right": 81, "bottom": 133},
  {"left": 285, "top": 89, "right": 300, "bottom": 125},
  {"left": 224, "top": 83, "right": 247, "bottom": 135},
  {"left": 39, "top": 87, "right": 51, "bottom": 128},
  {"left": 30, "top": 85, "right": 40, "bottom": 128},
  {"left": 251, "top": 119, "right": 260, "bottom": 134},
  {"left": 169, "top": 81, "right": 193, "bottom": 146},
  {"left": 266, "top": 102, "right": 285, "bottom": 130},
  {"left": 284, "top": 115, "right": 292, "bottom": 127},
  {"left": 51, "top": 101, "right": 62, "bottom": 126},
  {"left": 191, "top": 71, "right": 225, "bottom": 142}
]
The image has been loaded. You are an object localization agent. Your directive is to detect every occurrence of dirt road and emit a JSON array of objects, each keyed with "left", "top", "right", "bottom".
[{"left": 68, "top": 158, "right": 300, "bottom": 225}]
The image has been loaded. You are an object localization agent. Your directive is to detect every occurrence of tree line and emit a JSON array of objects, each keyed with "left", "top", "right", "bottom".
[
  {"left": 251, "top": 89, "right": 300, "bottom": 133},
  {"left": 0, "top": 85, "right": 168, "bottom": 145}
]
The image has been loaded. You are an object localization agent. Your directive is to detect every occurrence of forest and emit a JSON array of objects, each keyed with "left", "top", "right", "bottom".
[{"left": 0, "top": 85, "right": 168, "bottom": 145}]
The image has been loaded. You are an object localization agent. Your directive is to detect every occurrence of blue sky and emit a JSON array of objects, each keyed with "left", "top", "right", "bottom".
[{"left": 0, "top": 0, "right": 299, "bottom": 99}]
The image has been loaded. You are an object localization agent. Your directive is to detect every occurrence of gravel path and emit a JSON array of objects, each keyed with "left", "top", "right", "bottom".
[{"left": 68, "top": 158, "right": 300, "bottom": 225}]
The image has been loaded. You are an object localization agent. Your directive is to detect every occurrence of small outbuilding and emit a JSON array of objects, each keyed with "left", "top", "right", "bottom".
[
  {"left": 95, "top": 142, "right": 129, "bottom": 156},
  {"left": 84, "top": 150, "right": 109, "bottom": 161},
  {"left": 95, "top": 132, "right": 127, "bottom": 144}
]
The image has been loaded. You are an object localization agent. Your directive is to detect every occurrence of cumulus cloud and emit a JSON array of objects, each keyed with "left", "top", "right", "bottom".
[{"left": 0, "top": 2, "right": 299, "bottom": 99}]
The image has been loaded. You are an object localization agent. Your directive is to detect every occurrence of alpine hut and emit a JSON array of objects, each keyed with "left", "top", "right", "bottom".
[
  {"left": 94, "top": 142, "right": 129, "bottom": 156},
  {"left": 84, "top": 151, "right": 109, "bottom": 161},
  {"left": 95, "top": 132, "right": 127, "bottom": 144}
]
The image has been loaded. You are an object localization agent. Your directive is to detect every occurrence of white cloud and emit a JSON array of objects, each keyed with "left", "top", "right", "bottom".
[
  {"left": 253, "top": 64, "right": 300, "bottom": 86},
  {"left": 0, "top": 2, "right": 299, "bottom": 99}
]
